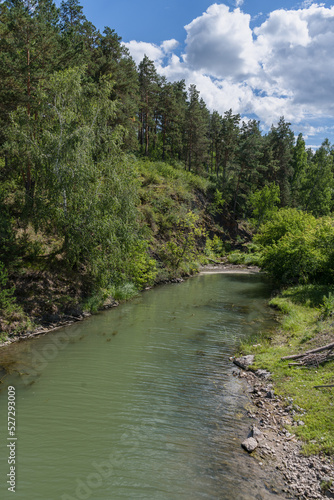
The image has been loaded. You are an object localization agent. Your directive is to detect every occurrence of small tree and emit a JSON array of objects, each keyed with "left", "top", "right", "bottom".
[{"left": 249, "top": 183, "right": 280, "bottom": 227}]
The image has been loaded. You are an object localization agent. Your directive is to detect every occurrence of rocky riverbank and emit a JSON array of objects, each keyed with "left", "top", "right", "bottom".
[{"left": 233, "top": 355, "right": 334, "bottom": 500}]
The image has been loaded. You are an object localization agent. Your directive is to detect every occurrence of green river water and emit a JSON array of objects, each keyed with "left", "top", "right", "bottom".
[{"left": 0, "top": 273, "right": 285, "bottom": 500}]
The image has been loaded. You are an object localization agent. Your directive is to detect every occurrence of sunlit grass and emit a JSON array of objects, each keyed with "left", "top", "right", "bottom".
[{"left": 239, "top": 284, "right": 334, "bottom": 455}]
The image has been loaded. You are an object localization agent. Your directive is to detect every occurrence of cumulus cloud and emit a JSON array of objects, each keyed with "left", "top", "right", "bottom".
[
  {"left": 124, "top": 40, "right": 164, "bottom": 66},
  {"left": 184, "top": 4, "right": 258, "bottom": 79},
  {"left": 124, "top": 3, "right": 334, "bottom": 143},
  {"left": 254, "top": 4, "right": 334, "bottom": 114}
]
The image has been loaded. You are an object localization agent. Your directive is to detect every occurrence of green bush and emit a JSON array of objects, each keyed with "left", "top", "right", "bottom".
[
  {"left": 204, "top": 235, "right": 225, "bottom": 258},
  {"left": 321, "top": 292, "right": 334, "bottom": 319},
  {"left": 125, "top": 241, "right": 158, "bottom": 289},
  {"left": 0, "top": 261, "right": 15, "bottom": 311},
  {"left": 110, "top": 282, "right": 139, "bottom": 301},
  {"left": 255, "top": 209, "right": 334, "bottom": 284}
]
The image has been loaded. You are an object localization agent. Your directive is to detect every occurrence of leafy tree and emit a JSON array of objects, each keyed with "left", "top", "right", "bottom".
[
  {"left": 0, "top": 0, "right": 61, "bottom": 207},
  {"left": 7, "top": 67, "right": 140, "bottom": 287},
  {"left": 159, "top": 211, "right": 204, "bottom": 272},
  {"left": 249, "top": 183, "right": 280, "bottom": 227}
]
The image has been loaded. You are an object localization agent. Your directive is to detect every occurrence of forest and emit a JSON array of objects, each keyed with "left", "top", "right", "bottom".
[{"left": 0, "top": 0, "right": 334, "bottom": 338}]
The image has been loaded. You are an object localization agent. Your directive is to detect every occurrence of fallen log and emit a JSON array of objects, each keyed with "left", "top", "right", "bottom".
[{"left": 281, "top": 342, "right": 334, "bottom": 361}]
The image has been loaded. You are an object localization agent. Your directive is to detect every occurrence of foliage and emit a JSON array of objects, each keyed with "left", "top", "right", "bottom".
[
  {"left": 159, "top": 211, "right": 205, "bottom": 272},
  {"left": 321, "top": 292, "right": 334, "bottom": 319},
  {"left": 124, "top": 241, "right": 158, "bottom": 289},
  {"left": 255, "top": 209, "right": 334, "bottom": 284},
  {"left": 7, "top": 67, "right": 140, "bottom": 288},
  {"left": 0, "top": 177, "right": 15, "bottom": 262},
  {"left": 249, "top": 183, "right": 280, "bottom": 226},
  {"left": 204, "top": 235, "right": 225, "bottom": 259},
  {"left": 0, "top": 261, "right": 15, "bottom": 311},
  {"left": 109, "top": 282, "right": 139, "bottom": 301}
]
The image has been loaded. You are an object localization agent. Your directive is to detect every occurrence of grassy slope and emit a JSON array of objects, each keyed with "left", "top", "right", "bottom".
[{"left": 239, "top": 284, "right": 334, "bottom": 455}]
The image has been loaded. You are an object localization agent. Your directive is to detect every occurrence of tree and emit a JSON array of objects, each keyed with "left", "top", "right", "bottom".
[
  {"left": 157, "top": 78, "right": 186, "bottom": 161},
  {"left": 267, "top": 117, "right": 294, "bottom": 206},
  {"left": 220, "top": 109, "right": 240, "bottom": 188},
  {"left": 0, "top": 0, "right": 61, "bottom": 206},
  {"left": 209, "top": 111, "right": 223, "bottom": 176},
  {"left": 138, "top": 55, "right": 160, "bottom": 156},
  {"left": 232, "top": 119, "right": 264, "bottom": 219},
  {"left": 184, "top": 84, "right": 209, "bottom": 172},
  {"left": 249, "top": 183, "right": 280, "bottom": 227},
  {"left": 59, "top": 0, "right": 101, "bottom": 69},
  {"left": 291, "top": 133, "right": 309, "bottom": 208},
  {"left": 93, "top": 27, "right": 139, "bottom": 151},
  {"left": 7, "top": 67, "right": 140, "bottom": 286},
  {"left": 303, "top": 139, "right": 334, "bottom": 216}
]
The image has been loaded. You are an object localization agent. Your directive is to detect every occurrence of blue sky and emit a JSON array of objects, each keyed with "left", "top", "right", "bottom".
[{"left": 56, "top": 1, "right": 334, "bottom": 148}]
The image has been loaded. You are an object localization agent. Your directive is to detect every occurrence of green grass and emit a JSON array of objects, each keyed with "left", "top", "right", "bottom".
[{"left": 239, "top": 284, "right": 334, "bottom": 456}]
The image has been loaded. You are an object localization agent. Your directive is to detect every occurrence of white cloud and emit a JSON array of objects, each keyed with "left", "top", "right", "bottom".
[
  {"left": 161, "top": 39, "right": 179, "bottom": 53},
  {"left": 123, "top": 39, "right": 180, "bottom": 67},
  {"left": 184, "top": 4, "right": 258, "bottom": 79},
  {"left": 124, "top": 40, "right": 164, "bottom": 66},
  {"left": 125, "top": 3, "right": 334, "bottom": 143}
]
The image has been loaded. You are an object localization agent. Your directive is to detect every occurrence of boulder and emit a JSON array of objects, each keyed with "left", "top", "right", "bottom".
[
  {"left": 242, "top": 437, "right": 258, "bottom": 453},
  {"left": 252, "top": 426, "right": 264, "bottom": 441},
  {"left": 255, "top": 369, "right": 271, "bottom": 380},
  {"left": 233, "top": 355, "right": 255, "bottom": 370}
]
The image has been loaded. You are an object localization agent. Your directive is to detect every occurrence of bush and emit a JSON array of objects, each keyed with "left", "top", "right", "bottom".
[
  {"left": 255, "top": 209, "right": 334, "bottom": 284},
  {"left": 0, "top": 261, "right": 15, "bottom": 311}
]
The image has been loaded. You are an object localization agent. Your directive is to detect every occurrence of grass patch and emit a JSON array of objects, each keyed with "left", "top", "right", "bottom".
[
  {"left": 110, "top": 282, "right": 139, "bottom": 301},
  {"left": 239, "top": 284, "right": 334, "bottom": 455}
]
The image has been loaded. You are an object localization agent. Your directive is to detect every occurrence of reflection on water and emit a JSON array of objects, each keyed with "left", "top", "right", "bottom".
[{"left": 0, "top": 274, "right": 285, "bottom": 499}]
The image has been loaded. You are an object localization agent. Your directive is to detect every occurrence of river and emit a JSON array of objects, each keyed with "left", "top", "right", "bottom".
[{"left": 0, "top": 273, "right": 286, "bottom": 500}]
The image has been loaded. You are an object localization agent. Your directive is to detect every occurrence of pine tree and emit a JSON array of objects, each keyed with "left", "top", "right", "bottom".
[
  {"left": 209, "top": 111, "right": 223, "bottom": 177},
  {"left": 93, "top": 28, "right": 139, "bottom": 150},
  {"left": 303, "top": 139, "right": 334, "bottom": 215},
  {"left": 267, "top": 117, "right": 294, "bottom": 207},
  {"left": 233, "top": 119, "right": 264, "bottom": 219},
  {"left": 220, "top": 109, "right": 240, "bottom": 189},
  {"left": 157, "top": 78, "right": 186, "bottom": 161},
  {"left": 138, "top": 56, "right": 160, "bottom": 156},
  {"left": 184, "top": 85, "right": 209, "bottom": 172},
  {"left": 291, "top": 133, "right": 309, "bottom": 208},
  {"left": 59, "top": 0, "right": 99, "bottom": 68}
]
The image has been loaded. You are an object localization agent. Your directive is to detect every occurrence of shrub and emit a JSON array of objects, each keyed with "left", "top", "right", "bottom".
[
  {"left": 255, "top": 209, "right": 334, "bottom": 284},
  {"left": 0, "top": 261, "right": 15, "bottom": 311}
]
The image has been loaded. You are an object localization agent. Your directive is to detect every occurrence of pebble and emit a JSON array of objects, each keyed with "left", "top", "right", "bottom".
[{"left": 238, "top": 361, "right": 334, "bottom": 500}]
